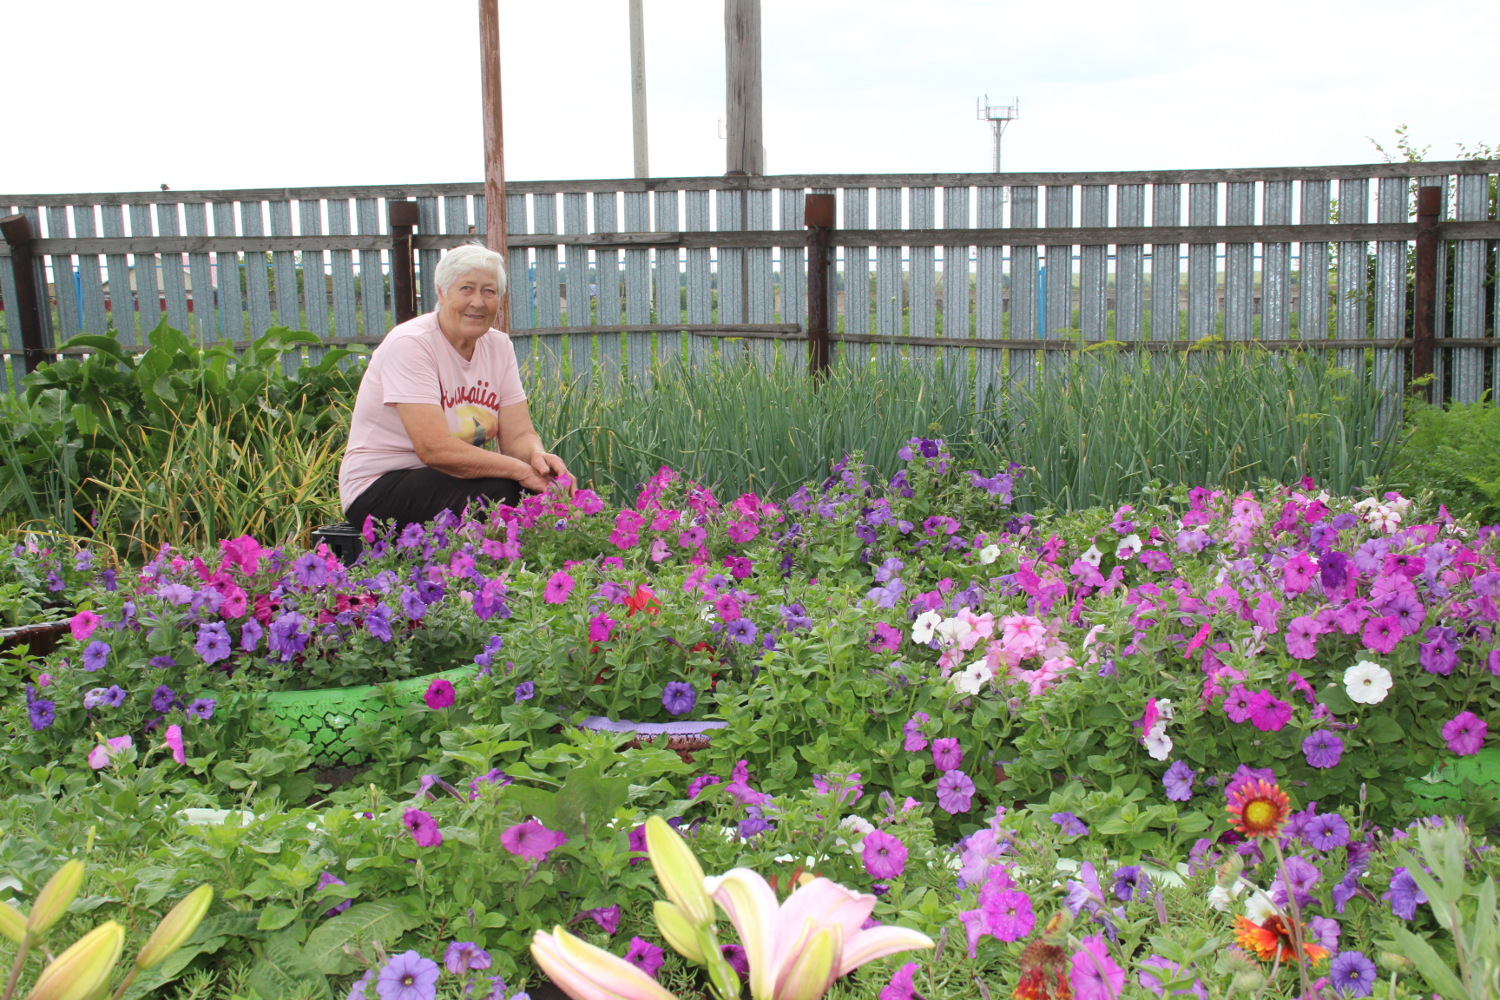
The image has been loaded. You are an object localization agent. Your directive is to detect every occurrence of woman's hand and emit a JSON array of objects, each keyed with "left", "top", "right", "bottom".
[{"left": 518, "top": 450, "right": 573, "bottom": 496}]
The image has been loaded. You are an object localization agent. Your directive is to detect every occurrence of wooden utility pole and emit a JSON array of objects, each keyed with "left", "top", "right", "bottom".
[
  {"left": 724, "top": 0, "right": 763, "bottom": 175},
  {"left": 479, "top": 0, "right": 511, "bottom": 331},
  {"left": 630, "top": 0, "right": 649, "bottom": 178}
]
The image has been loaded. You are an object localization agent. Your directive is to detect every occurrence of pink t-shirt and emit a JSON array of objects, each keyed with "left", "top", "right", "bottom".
[{"left": 339, "top": 311, "right": 527, "bottom": 512}]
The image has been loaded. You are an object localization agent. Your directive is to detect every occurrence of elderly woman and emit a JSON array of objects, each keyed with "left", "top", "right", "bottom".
[{"left": 339, "top": 243, "right": 569, "bottom": 529}]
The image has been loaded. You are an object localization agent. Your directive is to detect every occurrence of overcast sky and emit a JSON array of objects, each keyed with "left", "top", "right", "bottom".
[{"left": 6, "top": 0, "right": 1497, "bottom": 195}]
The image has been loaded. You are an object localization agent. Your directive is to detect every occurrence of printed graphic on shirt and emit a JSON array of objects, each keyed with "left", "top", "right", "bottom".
[{"left": 443, "top": 379, "right": 501, "bottom": 446}]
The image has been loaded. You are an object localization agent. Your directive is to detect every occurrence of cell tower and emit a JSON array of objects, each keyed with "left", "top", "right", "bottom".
[{"left": 976, "top": 95, "right": 1020, "bottom": 172}]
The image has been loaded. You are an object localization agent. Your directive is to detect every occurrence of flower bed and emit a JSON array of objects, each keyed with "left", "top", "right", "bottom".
[{"left": 1, "top": 447, "right": 1497, "bottom": 999}]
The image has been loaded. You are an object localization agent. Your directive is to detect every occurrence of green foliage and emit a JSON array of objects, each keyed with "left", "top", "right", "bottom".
[
  {"left": 1387, "top": 400, "right": 1500, "bottom": 524},
  {"left": 0, "top": 323, "right": 361, "bottom": 552}
]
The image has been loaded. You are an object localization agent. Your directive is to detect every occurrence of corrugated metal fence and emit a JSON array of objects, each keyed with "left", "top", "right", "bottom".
[{"left": 4, "top": 160, "right": 1498, "bottom": 409}]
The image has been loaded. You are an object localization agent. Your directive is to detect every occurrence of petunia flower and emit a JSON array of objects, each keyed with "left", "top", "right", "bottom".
[
  {"left": 376, "top": 950, "right": 440, "bottom": 1000},
  {"left": 501, "top": 820, "right": 568, "bottom": 861},
  {"left": 403, "top": 809, "right": 442, "bottom": 848},
  {"left": 862, "top": 830, "right": 908, "bottom": 880},
  {"left": 163, "top": 724, "right": 186, "bottom": 765},
  {"left": 423, "top": 678, "right": 456, "bottom": 710},
  {"left": 1069, "top": 934, "right": 1125, "bottom": 1000},
  {"left": 1442, "top": 711, "right": 1487, "bottom": 755},
  {"left": 1302, "top": 730, "right": 1344, "bottom": 769},
  {"left": 936, "top": 770, "right": 975, "bottom": 814},
  {"left": 87, "top": 735, "right": 134, "bottom": 770},
  {"left": 1343, "top": 660, "right": 1392, "bottom": 704}
]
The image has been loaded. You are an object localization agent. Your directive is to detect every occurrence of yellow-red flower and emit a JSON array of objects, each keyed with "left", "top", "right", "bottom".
[
  {"left": 1233, "top": 914, "right": 1329, "bottom": 964},
  {"left": 1013, "top": 939, "right": 1072, "bottom": 1000},
  {"left": 1226, "top": 778, "right": 1291, "bottom": 838}
]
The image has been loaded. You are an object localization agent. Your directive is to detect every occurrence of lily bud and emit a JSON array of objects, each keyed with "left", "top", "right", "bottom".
[
  {"left": 531, "top": 927, "right": 676, "bottom": 1000},
  {"left": 653, "top": 900, "right": 706, "bottom": 963},
  {"left": 27, "top": 861, "right": 85, "bottom": 936},
  {"left": 134, "top": 885, "right": 213, "bottom": 970},
  {"left": 645, "top": 816, "right": 712, "bottom": 927},
  {"left": 0, "top": 902, "right": 28, "bottom": 944},
  {"left": 26, "top": 920, "right": 124, "bottom": 1000}
]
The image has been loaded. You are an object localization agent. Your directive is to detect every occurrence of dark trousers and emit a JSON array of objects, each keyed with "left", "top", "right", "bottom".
[{"left": 345, "top": 467, "right": 525, "bottom": 531}]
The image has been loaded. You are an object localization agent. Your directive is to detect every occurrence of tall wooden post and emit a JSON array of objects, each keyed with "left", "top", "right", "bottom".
[
  {"left": 389, "top": 201, "right": 419, "bottom": 325},
  {"left": 1412, "top": 185, "right": 1441, "bottom": 401},
  {"left": 479, "top": 0, "right": 511, "bottom": 332},
  {"left": 0, "top": 214, "right": 52, "bottom": 373},
  {"left": 804, "top": 194, "right": 835, "bottom": 377},
  {"left": 629, "top": 0, "right": 649, "bottom": 178},
  {"left": 724, "top": 0, "right": 763, "bottom": 176}
]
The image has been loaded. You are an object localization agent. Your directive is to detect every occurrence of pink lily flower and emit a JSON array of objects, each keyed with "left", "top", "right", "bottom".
[
  {"left": 707, "top": 868, "right": 933, "bottom": 1000},
  {"left": 531, "top": 926, "right": 676, "bottom": 1000}
]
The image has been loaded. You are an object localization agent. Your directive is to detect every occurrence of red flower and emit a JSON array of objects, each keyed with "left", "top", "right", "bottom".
[
  {"left": 1233, "top": 914, "right": 1329, "bottom": 964},
  {"left": 624, "top": 585, "right": 660, "bottom": 616}
]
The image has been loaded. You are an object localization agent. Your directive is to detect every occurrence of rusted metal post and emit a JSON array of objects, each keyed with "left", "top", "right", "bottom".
[
  {"left": 389, "top": 201, "right": 419, "bottom": 325},
  {"left": 805, "top": 194, "right": 835, "bottom": 377},
  {"left": 479, "top": 0, "right": 511, "bottom": 332},
  {"left": 0, "top": 214, "right": 52, "bottom": 373},
  {"left": 1412, "top": 185, "right": 1440, "bottom": 401}
]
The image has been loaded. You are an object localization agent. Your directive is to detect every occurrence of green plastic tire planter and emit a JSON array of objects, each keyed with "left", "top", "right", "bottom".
[
  {"left": 1404, "top": 747, "right": 1500, "bottom": 812},
  {"left": 264, "top": 663, "right": 479, "bottom": 767}
]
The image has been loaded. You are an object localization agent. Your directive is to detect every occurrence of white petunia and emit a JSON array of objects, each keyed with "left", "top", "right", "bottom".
[
  {"left": 1344, "top": 660, "right": 1393, "bottom": 705},
  {"left": 911, "top": 610, "right": 943, "bottom": 645},
  {"left": 1143, "top": 722, "right": 1173, "bottom": 761},
  {"left": 1116, "top": 534, "right": 1143, "bottom": 558},
  {"left": 952, "top": 660, "right": 995, "bottom": 696},
  {"left": 934, "top": 614, "right": 975, "bottom": 649},
  {"left": 978, "top": 544, "right": 1002, "bottom": 565},
  {"left": 1080, "top": 544, "right": 1104, "bottom": 567}
]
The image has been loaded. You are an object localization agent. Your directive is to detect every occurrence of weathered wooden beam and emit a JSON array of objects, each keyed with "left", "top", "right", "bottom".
[
  {"left": 1412, "top": 186, "right": 1441, "bottom": 399},
  {"left": 8, "top": 159, "right": 1495, "bottom": 206},
  {"left": 389, "top": 201, "right": 419, "bottom": 325},
  {"left": 0, "top": 214, "right": 51, "bottom": 373}
]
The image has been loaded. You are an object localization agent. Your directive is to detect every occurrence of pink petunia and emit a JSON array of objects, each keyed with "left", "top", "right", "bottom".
[
  {"left": 543, "top": 570, "right": 575, "bottom": 604},
  {"left": 1442, "top": 711, "right": 1488, "bottom": 756},
  {"left": 931, "top": 737, "right": 963, "bottom": 771},
  {"left": 87, "top": 735, "right": 134, "bottom": 770},
  {"left": 1247, "top": 690, "right": 1293, "bottom": 732},
  {"left": 1362, "top": 615, "right": 1403, "bottom": 655},
  {"left": 936, "top": 769, "right": 975, "bottom": 814},
  {"left": 501, "top": 819, "right": 568, "bottom": 861},
  {"left": 588, "top": 614, "right": 616, "bottom": 643},
  {"left": 70, "top": 610, "right": 102, "bottom": 642},
  {"left": 862, "top": 830, "right": 909, "bottom": 879},
  {"left": 1284, "top": 616, "right": 1323, "bottom": 660},
  {"left": 1070, "top": 934, "right": 1126, "bottom": 1000},
  {"left": 164, "top": 724, "right": 186, "bottom": 765},
  {"left": 424, "top": 678, "right": 456, "bottom": 710},
  {"left": 403, "top": 808, "right": 442, "bottom": 847},
  {"left": 1281, "top": 554, "right": 1319, "bottom": 596}
]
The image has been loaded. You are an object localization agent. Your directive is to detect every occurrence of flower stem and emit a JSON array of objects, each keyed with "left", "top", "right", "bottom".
[{"left": 1, "top": 935, "right": 33, "bottom": 1000}]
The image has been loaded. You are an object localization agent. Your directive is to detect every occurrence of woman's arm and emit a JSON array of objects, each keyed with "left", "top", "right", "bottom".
[{"left": 395, "top": 400, "right": 569, "bottom": 493}]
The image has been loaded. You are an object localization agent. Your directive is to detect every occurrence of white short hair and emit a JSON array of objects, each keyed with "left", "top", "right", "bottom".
[{"left": 433, "top": 243, "right": 507, "bottom": 297}]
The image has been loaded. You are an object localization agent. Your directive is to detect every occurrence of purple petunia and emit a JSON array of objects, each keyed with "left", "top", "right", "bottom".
[
  {"left": 316, "top": 870, "right": 352, "bottom": 916},
  {"left": 1304, "top": 812, "right": 1351, "bottom": 851},
  {"left": 376, "top": 950, "right": 439, "bottom": 1000},
  {"left": 1328, "top": 950, "right": 1377, "bottom": 997},
  {"left": 936, "top": 769, "right": 975, "bottom": 814},
  {"left": 1443, "top": 711, "right": 1488, "bottom": 756},
  {"left": 151, "top": 685, "right": 176, "bottom": 713},
  {"left": 402, "top": 809, "right": 442, "bottom": 848},
  {"left": 662, "top": 681, "right": 696, "bottom": 716},
  {"left": 29, "top": 700, "right": 55, "bottom": 731},
  {"left": 442, "top": 941, "right": 492, "bottom": 974},
  {"left": 188, "top": 697, "right": 216, "bottom": 720},
  {"left": 82, "top": 640, "right": 111, "bottom": 672},
  {"left": 194, "top": 622, "right": 232, "bottom": 665},
  {"left": 1162, "top": 760, "right": 1195, "bottom": 801},
  {"left": 1051, "top": 812, "right": 1089, "bottom": 837},
  {"left": 726, "top": 618, "right": 758, "bottom": 645},
  {"left": 513, "top": 681, "right": 535, "bottom": 704},
  {"left": 1384, "top": 867, "right": 1428, "bottom": 920},
  {"left": 931, "top": 737, "right": 963, "bottom": 771},
  {"left": 1302, "top": 730, "right": 1345, "bottom": 769}
]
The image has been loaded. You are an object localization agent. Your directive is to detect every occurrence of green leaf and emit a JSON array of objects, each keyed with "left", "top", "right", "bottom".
[
  {"left": 1384, "top": 929, "right": 1469, "bottom": 1000},
  {"left": 258, "top": 904, "right": 301, "bottom": 931},
  {"left": 303, "top": 900, "right": 422, "bottom": 975},
  {"left": 1362, "top": 715, "right": 1405, "bottom": 743},
  {"left": 247, "top": 930, "right": 332, "bottom": 1000}
]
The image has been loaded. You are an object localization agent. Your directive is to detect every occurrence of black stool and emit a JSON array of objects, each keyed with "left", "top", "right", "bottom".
[{"left": 311, "top": 523, "right": 365, "bottom": 565}]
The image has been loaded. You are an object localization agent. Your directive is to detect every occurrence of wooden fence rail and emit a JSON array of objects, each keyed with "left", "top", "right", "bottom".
[{"left": 4, "top": 160, "right": 1498, "bottom": 419}]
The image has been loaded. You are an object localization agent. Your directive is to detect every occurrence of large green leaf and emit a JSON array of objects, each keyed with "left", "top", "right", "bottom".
[
  {"left": 303, "top": 900, "right": 421, "bottom": 975},
  {"left": 247, "top": 930, "right": 331, "bottom": 1000}
]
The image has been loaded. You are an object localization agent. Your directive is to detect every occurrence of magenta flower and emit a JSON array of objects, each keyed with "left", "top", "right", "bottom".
[
  {"left": 623, "top": 936, "right": 665, "bottom": 978},
  {"left": 931, "top": 737, "right": 963, "bottom": 771},
  {"left": 423, "top": 678, "right": 456, "bottom": 710},
  {"left": 1362, "top": 615, "right": 1402, "bottom": 654},
  {"left": 403, "top": 808, "right": 442, "bottom": 848},
  {"left": 1247, "top": 690, "right": 1292, "bottom": 732},
  {"left": 1223, "top": 685, "right": 1254, "bottom": 723},
  {"left": 573, "top": 905, "right": 621, "bottom": 935},
  {"left": 1282, "top": 553, "right": 1318, "bottom": 595},
  {"left": 1442, "top": 711, "right": 1488, "bottom": 756},
  {"left": 880, "top": 962, "right": 920, "bottom": 1000},
  {"left": 1302, "top": 730, "right": 1344, "bottom": 769},
  {"left": 588, "top": 614, "right": 616, "bottom": 643},
  {"left": 70, "top": 609, "right": 101, "bottom": 642},
  {"left": 1284, "top": 616, "right": 1322, "bottom": 659},
  {"left": 501, "top": 819, "right": 568, "bottom": 861},
  {"left": 862, "top": 830, "right": 909, "bottom": 879},
  {"left": 163, "top": 724, "right": 186, "bottom": 765},
  {"left": 902, "top": 713, "right": 930, "bottom": 753},
  {"left": 1070, "top": 934, "right": 1125, "bottom": 1000},
  {"left": 544, "top": 570, "right": 575, "bottom": 604},
  {"left": 936, "top": 769, "right": 975, "bottom": 814}
]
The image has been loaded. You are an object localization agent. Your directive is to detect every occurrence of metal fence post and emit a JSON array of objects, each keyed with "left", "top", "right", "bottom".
[
  {"left": 1412, "top": 185, "right": 1441, "bottom": 401},
  {"left": 0, "top": 214, "right": 52, "bottom": 373},
  {"left": 389, "top": 201, "right": 420, "bottom": 325},
  {"left": 804, "top": 193, "right": 835, "bottom": 377}
]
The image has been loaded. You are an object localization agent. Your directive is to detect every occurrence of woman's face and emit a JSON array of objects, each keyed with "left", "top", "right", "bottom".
[{"left": 437, "top": 268, "right": 500, "bottom": 340}]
